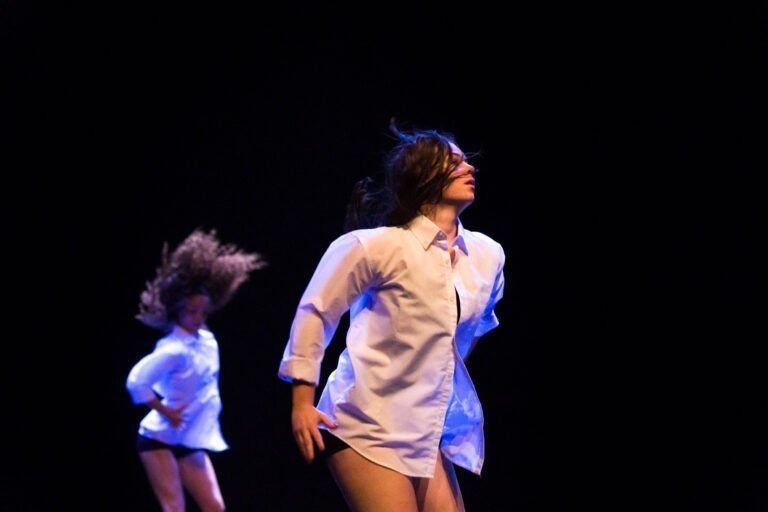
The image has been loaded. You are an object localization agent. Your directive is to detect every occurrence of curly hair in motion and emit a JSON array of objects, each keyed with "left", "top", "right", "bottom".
[{"left": 136, "top": 229, "right": 267, "bottom": 331}]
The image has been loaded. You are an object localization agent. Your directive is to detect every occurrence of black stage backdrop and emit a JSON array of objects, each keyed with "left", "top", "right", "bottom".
[{"left": 4, "top": 3, "right": 765, "bottom": 511}]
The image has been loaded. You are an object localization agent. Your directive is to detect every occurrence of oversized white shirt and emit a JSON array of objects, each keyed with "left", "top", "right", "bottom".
[
  {"left": 126, "top": 325, "right": 228, "bottom": 451},
  {"left": 278, "top": 215, "right": 505, "bottom": 477}
]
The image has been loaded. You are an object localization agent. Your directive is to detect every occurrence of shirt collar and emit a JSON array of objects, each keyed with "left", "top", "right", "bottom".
[
  {"left": 408, "top": 215, "right": 469, "bottom": 255},
  {"left": 171, "top": 324, "right": 200, "bottom": 343}
]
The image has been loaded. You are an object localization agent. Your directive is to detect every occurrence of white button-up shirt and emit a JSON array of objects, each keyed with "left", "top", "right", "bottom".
[
  {"left": 126, "top": 325, "right": 228, "bottom": 452},
  {"left": 278, "top": 215, "right": 505, "bottom": 477}
]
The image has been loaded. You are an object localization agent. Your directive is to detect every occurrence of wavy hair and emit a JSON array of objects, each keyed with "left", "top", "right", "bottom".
[
  {"left": 136, "top": 229, "right": 267, "bottom": 331},
  {"left": 344, "top": 121, "right": 459, "bottom": 231}
]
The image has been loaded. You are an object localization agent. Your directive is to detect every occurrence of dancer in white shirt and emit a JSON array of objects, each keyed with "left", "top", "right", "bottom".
[
  {"left": 127, "top": 229, "right": 265, "bottom": 512},
  {"left": 279, "top": 122, "right": 506, "bottom": 511}
]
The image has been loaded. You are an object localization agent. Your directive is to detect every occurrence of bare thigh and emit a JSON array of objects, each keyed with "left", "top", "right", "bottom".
[
  {"left": 326, "top": 448, "right": 420, "bottom": 512},
  {"left": 326, "top": 448, "right": 465, "bottom": 512},
  {"left": 139, "top": 449, "right": 186, "bottom": 511},
  {"left": 413, "top": 451, "right": 465, "bottom": 512},
  {"left": 177, "top": 451, "right": 225, "bottom": 512}
]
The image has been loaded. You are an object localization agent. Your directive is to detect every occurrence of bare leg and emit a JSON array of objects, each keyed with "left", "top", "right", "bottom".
[
  {"left": 178, "top": 451, "right": 225, "bottom": 512},
  {"left": 139, "top": 449, "right": 185, "bottom": 512},
  {"left": 326, "top": 448, "right": 420, "bottom": 512},
  {"left": 414, "top": 451, "right": 465, "bottom": 512}
]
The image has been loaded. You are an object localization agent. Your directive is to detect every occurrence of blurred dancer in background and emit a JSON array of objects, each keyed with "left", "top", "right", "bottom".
[{"left": 127, "top": 229, "right": 265, "bottom": 511}]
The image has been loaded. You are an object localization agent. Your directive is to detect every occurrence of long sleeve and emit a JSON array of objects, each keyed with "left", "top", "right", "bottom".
[
  {"left": 474, "top": 243, "right": 505, "bottom": 338},
  {"left": 126, "top": 346, "right": 186, "bottom": 404},
  {"left": 278, "top": 232, "right": 374, "bottom": 385}
]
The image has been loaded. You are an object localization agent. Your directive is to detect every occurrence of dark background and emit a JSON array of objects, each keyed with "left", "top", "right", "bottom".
[{"left": 4, "top": 2, "right": 766, "bottom": 510}]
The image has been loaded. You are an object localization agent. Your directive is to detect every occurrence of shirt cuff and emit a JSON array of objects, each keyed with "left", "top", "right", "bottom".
[{"left": 278, "top": 357, "right": 321, "bottom": 386}]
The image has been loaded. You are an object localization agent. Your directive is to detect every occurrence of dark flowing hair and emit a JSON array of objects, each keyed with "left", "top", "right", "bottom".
[
  {"left": 344, "top": 121, "right": 460, "bottom": 232},
  {"left": 136, "top": 229, "right": 267, "bottom": 331}
]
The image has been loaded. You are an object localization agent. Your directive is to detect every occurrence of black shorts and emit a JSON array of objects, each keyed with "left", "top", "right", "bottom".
[
  {"left": 319, "top": 429, "right": 351, "bottom": 458},
  {"left": 136, "top": 433, "right": 203, "bottom": 459}
]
